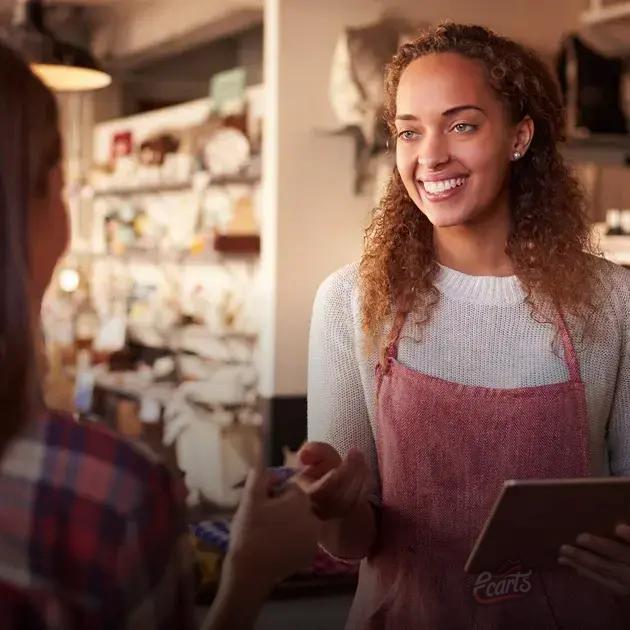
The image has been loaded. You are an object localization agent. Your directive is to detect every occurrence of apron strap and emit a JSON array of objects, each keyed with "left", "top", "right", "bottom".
[
  {"left": 556, "top": 312, "right": 581, "bottom": 384},
  {"left": 385, "top": 310, "right": 407, "bottom": 361}
]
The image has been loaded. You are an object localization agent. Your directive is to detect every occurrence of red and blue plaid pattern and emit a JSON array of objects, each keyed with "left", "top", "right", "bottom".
[{"left": 0, "top": 411, "right": 196, "bottom": 629}]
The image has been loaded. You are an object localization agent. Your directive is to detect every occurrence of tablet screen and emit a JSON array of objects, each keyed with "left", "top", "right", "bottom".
[{"left": 465, "top": 477, "right": 630, "bottom": 573}]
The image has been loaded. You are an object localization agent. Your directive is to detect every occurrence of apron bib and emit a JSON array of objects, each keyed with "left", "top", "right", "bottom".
[{"left": 347, "top": 314, "right": 630, "bottom": 629}]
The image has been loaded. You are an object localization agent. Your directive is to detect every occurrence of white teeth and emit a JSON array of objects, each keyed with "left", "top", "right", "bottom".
[{"left": 423, "top": 177, "right": 466, "bottom": 194}]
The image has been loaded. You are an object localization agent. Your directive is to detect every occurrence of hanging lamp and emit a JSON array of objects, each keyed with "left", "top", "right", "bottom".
[{"left": 5, "top": 0, "right": 112, "bottom": 92}]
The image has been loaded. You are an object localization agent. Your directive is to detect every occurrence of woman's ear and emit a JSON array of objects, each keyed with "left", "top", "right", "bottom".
[{"left": 513, "top": 115, "right": 534, "bottom": 157}]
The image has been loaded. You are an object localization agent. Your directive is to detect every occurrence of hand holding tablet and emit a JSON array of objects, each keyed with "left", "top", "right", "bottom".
[
  {"left": 558, "top": 522, "right": 630, "bottom": 596},
  {"left": 465, "top": 477, "right": 630, "bottom": 577}
]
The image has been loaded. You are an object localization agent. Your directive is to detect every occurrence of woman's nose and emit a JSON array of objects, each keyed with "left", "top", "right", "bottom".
[
  {"left": 417, "top": 154, "right": 449, "bottom": 168},
  {"left": 416, "top": 134, "right": 449, "bottom": 169}
]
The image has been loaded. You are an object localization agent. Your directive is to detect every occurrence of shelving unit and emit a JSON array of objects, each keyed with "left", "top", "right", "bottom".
[
  {"left": 91, "top": 173, "right": 261, "bottom": 198},
  {"left": 70, "top": 242, "right": 259, "bottom": 265},
  {"left": 92, "top": 181, "right": 195, "bottom": 197}
]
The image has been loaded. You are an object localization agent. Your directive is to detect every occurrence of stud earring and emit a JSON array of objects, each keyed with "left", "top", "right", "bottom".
[{"left": 512, "top": 151, "right": 522, "bottom": 161}]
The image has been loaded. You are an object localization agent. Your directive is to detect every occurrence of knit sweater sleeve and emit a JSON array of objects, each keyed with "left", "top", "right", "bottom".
[
  {"left": 606, "top": 266, "right": 630, "bottom": 476},
  {"left": 307, "top": 264, "right": 380, "bottom": 497}
]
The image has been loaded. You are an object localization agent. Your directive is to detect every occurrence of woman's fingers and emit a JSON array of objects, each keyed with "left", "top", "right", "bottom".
[
  {"left": 306, "top": 451, "right": 370, "bottom": 516},
  {"left": 559, "top": 544, "right": 630, "bottom": 592},
  {"left": 296, "top": 443, "right": 343, "bottom": 484},
  {"left": 574, "top": 533, "right": 630, "bottom": 565},
  {"left": 559, "top": 555, "right": 630, "bottom": 596},
  {"left": 560, "top": 544, "right": 614, "bottom": 575},
  {"left": 298, "top": 442, "right": 341, "bottom": 469}
]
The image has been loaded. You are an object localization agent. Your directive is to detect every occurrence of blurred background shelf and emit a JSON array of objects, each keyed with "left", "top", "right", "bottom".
[
  {"left": 562, "top": 135, "right": 630, "bottom": 166},
  {"left": 91, "top": 173, "right": 260, "bottom": 197},
  {"left": 594, "top": 222, "right": 630, "bottom": 266}
]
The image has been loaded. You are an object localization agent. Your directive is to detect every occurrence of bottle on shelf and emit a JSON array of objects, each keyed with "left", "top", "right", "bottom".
[
  {"left": 74, "top": 293, "right": 99, "bottom": 354},
  {"left": 74, "top": 349, "right": 95, "bottom": 416},
  {"left": 606, "top": 208, "right": 623, "bottom": 236},
  {"left": 621, "top": 210, "right": 630, "bottom": 236}
]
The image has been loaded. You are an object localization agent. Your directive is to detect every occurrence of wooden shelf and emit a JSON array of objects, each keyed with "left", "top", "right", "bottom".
[
  {"left": 561, "top": 135, "right": 630, "bottom": 167},
  {"left": 214, "top": 234, "right": 260, "bottom": 254},
  {"left": 93, "top": 181, "right": 195, "bottom": 197},
  {"left": 68, "top": 248, "right": 259, "bottom": 265},
  {"left": 209, "top": 173, "right": 261, "bottom": 186},
  {"left": 92, "top": 173, "right": 260, "bottom": 197}
]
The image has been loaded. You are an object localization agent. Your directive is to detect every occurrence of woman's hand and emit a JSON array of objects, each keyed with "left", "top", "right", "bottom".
[
  {"left": 558, "top": 523, "right": 630, "bottom": 596},
  {"left": 225, "top": 467, "right": 320, "bottom": 588},
  {"left": 294, "top": 442, "right": 372, "bottom": 520}
]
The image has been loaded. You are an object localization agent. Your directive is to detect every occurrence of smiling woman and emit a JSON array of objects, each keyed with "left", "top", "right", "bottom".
[
  {"left": 303, "top": 22, "right": 630, "bottom": 630},
  {"left": 362, "top": 25, "right": 598, "bottom": 351}
]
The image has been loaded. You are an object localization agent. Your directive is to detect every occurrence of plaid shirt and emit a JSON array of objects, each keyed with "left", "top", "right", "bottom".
[{"left": 0, "top": 411, "right": 197, "bottom": 630}]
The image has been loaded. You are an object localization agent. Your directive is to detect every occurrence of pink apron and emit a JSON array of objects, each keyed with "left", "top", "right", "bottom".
[{"left": 347, "top": 313, "right": 630, "bottom": 629}]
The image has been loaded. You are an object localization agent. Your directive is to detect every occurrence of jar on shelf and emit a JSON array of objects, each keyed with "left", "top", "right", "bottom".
[{"left": 606, "top": 208, "right": 623, "bottom": 236}]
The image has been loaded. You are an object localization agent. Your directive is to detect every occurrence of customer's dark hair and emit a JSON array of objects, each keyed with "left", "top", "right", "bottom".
[{"left": 0, "top": 43, "right": 61, "bottom": 452}]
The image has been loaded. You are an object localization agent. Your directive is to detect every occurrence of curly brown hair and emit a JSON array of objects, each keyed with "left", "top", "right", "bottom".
[{"left": 359, "top": 22, "right": 599, "bottom": 357}]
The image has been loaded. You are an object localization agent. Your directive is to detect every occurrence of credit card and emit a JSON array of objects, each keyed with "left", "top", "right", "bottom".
[{"left": 232, "top": 466, "right": 297, "bottom": 491}]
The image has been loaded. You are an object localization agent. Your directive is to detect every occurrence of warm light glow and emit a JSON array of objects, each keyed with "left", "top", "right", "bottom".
[
  {"left": 31, "top": 63, "right": 112, "bottom": 92},
  {"left": 59, "top": 268, "right": 80, "bottom": 293}
]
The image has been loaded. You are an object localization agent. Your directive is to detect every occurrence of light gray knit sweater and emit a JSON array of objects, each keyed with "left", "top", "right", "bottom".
[{"left": 307, "top": 259, "right": 630, "bottom": 492}]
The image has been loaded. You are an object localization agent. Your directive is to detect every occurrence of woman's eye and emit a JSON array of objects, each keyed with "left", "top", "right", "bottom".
[
  {"left": 398, "top": 130, "right": 419, "bottom": 141},
  {"left": 452, "top": 123, "right": 476, "bottom": 134}
]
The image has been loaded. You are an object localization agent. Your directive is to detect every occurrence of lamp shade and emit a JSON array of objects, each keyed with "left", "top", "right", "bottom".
[{"left": 5, "top": 0, "right": 111, "bottom": 92}]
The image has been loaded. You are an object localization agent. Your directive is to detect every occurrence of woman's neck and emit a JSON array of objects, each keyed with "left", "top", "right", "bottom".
[{"left": 433, "top": 205, "right": 514, "bottom": 277}]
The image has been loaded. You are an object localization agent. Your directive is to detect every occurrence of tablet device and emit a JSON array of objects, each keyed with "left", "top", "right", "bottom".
[{"left": 464, "top": 477, "right": 630, "bottom": 574}]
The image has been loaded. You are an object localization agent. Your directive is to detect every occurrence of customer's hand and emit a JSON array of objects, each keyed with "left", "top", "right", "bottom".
[
  {"left": 203, "top": 468, "right": 320, "bottom": 630},
  {"left": 224, "top": 467, "right": 320, "bottom": 590},
  {"left": 294, "top": 442, "right": 372, "bottom": 521},
  {"left": 559, "top": 523, "right": 630, "bottom": 596}
]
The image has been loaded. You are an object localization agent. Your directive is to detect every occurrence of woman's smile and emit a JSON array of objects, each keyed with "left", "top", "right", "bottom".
[{"left": 417, "top": 175, "right": 469, "bottom": 202}]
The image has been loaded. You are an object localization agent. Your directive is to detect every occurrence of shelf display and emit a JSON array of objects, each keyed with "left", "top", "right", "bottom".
[{"left": 43, "top": 85, "right": 265, "bottom": 508}]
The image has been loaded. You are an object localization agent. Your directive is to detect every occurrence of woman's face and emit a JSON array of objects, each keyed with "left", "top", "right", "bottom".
[
  {"left": 395, "top": 52, "right": 532, "bottom": 229},
  {"left": 29, "top": 162, "right": 69, "bottom": 305}
]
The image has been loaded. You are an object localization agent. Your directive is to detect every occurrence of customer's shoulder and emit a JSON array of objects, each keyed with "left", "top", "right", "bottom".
[
  {"left": 41, "top": 410, "right": 162, "bottom": 468},
  {"left": 20, "top": 411, "right": 175, "bottom": 513}
]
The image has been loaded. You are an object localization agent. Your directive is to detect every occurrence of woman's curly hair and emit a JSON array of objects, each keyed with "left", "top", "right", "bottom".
[{"left": 360, "top": 22, "right": 599, "bottom": 356}]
